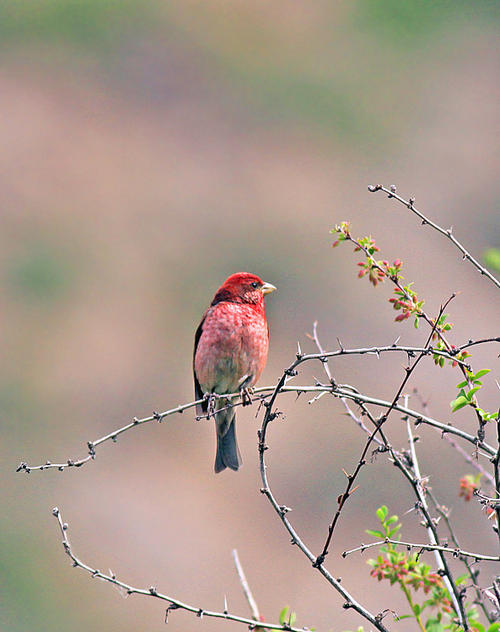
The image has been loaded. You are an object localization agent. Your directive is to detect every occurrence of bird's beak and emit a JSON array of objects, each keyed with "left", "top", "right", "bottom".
[{"left": 261, "top": 281, "right": 277, "bottom": 295}]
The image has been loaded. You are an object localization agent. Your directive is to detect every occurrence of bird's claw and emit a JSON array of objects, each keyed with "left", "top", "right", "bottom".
[
  {"left": 241, "top": 387, "right": 254, "bottom": 406},
  {"left": 205, "top": 393, "right": 217, "bottom": 419}
]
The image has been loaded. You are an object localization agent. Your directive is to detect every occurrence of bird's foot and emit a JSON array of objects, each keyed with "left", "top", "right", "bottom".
[
  {"left": 241, "top": 387, "right": 254, "bottom": 406},
  {"left": 205, "top": 393, "right": 217, "bottom": 419}
]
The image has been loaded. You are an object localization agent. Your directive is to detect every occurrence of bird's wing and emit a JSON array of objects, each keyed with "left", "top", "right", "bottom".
[{"left": 193, "top": 310, "right": 208, "bottom": 413}]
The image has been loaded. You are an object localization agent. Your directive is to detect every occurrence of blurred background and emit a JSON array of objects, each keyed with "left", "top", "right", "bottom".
[{"left": 2, "top": 2, "right": 499, "bottom": 631}]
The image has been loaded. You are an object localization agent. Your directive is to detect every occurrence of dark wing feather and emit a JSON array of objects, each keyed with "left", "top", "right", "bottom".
[{"left": 193, "top": 312, "right": 208, "bottom": 413}]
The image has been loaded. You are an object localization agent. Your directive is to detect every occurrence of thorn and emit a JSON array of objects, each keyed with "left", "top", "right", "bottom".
[
  {"left": 392, "top": 335, "right": 401, "bottom": 346},
  {"left": 336, "top": 337, "right": 344, "bottom": 352},
  {"left": 296, "top": 341, "right": 302, "bottom": 359},
  {"left": 223, "top": 594, "right": 228, "bottom": 615}
]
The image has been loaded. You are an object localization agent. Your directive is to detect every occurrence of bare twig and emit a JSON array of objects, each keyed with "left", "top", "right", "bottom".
[
  {"left": 339, "top": 398, "right": 384, "bottom": 447},
  {"left": 232, "top": 550, "right": 262, "bottom": 625},
  {"left": 445, "top": 436, "right": 496, "bottom": 486},
  {"left": 52, "top": 508, "right": 311, "bottom": 632},
  {"left": 454, "top": 337, "right": 500, "bottom": 353},
  {"left": 342, "top": 538, "right": 499, "bottom": 562},
  {"left": 368, "top": 184, "right": 500, "bottom": 289},
  {"left": 310, "top": 321, "right": 334, "bottom": 384}
]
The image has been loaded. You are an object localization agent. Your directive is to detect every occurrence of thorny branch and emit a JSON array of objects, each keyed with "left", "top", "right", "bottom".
[
  {"left": 257, "top": 356, "right": 392, "bottom": 632},
  {"left": 51, "top": 508, "right": 311, "bottom": 632},
  {"left": 16, "top": 342, "right": 489, "bottom": 474},
  {"left": 342, "top": 539, "right": 499, "bottom": 563},
  {"left": 427, "top": 490, "right": 495, "bottom": 623},
  {"left": 368, "top": 184, "right": 500, "bottom": 289}
]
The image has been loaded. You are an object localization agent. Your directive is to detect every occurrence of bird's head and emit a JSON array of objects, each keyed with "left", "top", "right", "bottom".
[{"left": 212, "top": 272, "right": 276, "bottom": 308}]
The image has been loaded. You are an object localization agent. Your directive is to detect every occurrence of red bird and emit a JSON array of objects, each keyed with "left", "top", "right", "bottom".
[{"left": 194, "top": 273, "right": 276, "bottom": 472}]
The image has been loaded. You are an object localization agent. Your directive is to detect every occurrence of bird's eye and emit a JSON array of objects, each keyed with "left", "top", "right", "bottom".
[{"left": 251, "top": 281, "right": 259, "bottom": 289}]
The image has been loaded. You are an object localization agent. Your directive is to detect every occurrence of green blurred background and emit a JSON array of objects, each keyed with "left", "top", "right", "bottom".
[{"left": 3, "top": 2, "right": 499, "bottom": 630}]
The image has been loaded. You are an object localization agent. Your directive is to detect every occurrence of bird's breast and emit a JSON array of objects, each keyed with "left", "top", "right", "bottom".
[{"left": 194, "top": 302, "right": 269, "bottom": 394}]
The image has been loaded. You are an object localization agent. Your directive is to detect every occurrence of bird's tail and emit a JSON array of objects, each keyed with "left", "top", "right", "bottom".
[{"left": 214, "top": 406, "right": 242, "bottom": 473}]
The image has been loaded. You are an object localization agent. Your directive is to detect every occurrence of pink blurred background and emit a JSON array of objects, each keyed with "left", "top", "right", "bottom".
[{"left": 3, "top": 2, "right": 499, "bottom": 631}]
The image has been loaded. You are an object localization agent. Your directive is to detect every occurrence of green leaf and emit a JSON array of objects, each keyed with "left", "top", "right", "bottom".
[
  {"left": 426, "top": 618, "right": 446, "bottom": 632},
  {"left": 279, "top": 606, "right": 289, "bottom": 625},
  {"left": 385, "top": 515, "right": 399, "bottom": 525},
  {"left": 456, "top": 380, "right": 468, "bottom": 388},
  {"left": 289, "top": 611, "right": 297, "bottom": 626},
  {"left": 466, "top": 386, "right": 481, "bottom": 399},
  {"left": 414, "top": 316, "right": 420, "bottom": 329},
  {"left": 475, "top": 369, "right": 490, "bottom": 378},
  {"left": 376, "top": 505, "right": 388, "bottom": 521},
  {"left": 455, "top": 574, "right": 468, "bottom": 585},
  {"left": 366, "top": 529, "right": 385, "bottom": 538},
  {"left": 487, "top": 624, "right": 500, "bottom": 632},
  {"left": 483, "top": 248, "right": 500, "bottom": 273},
  {"left": 450, "top": 396, "right": 468, "bottom": 412},
  {"left": 413, "top": 603, "right": 421, "bottom": 615},
  {"left": 471, "top": 624, "right": 485, "bottom": 632}
]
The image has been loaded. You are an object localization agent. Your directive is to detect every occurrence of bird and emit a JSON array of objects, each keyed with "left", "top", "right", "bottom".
[{"left": 193, "top": 272, "right": 276, "bottom": 473}]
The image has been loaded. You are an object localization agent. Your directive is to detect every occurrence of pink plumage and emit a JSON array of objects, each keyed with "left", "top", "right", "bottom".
[{"left": 193, "top": 273, "right": 276, "bottom": 472}]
